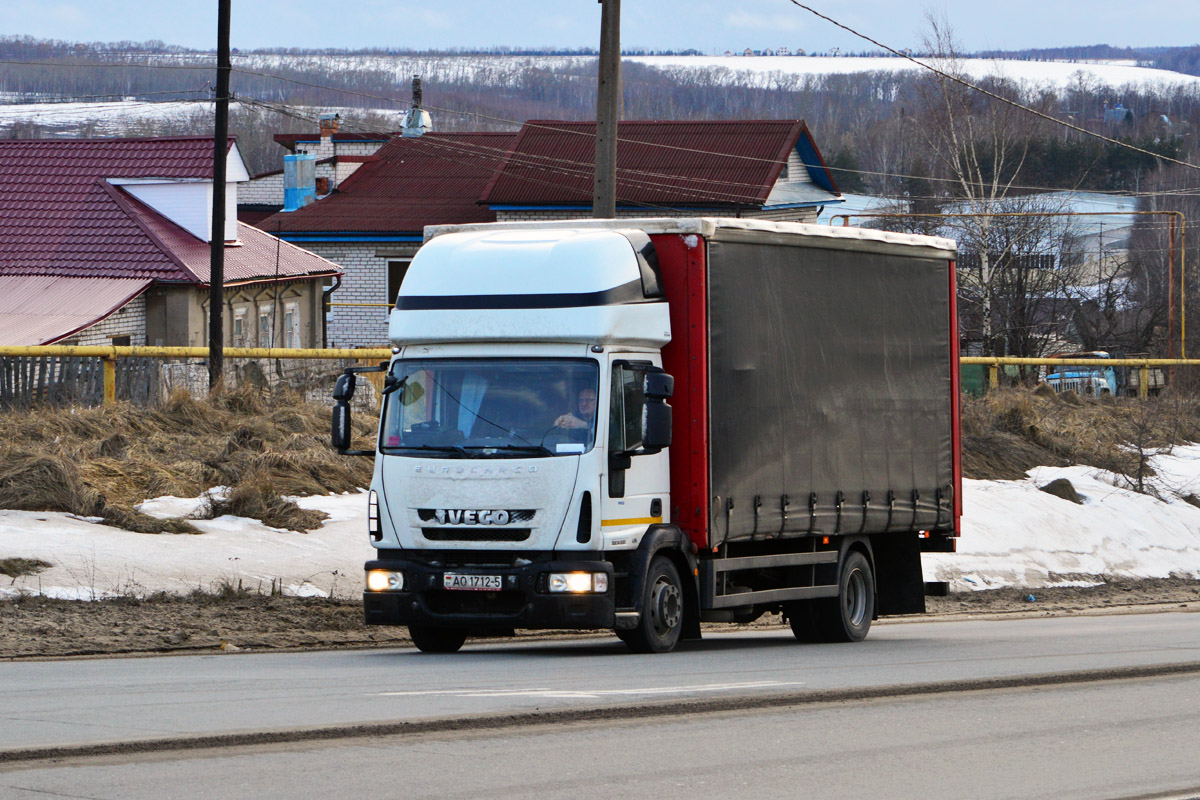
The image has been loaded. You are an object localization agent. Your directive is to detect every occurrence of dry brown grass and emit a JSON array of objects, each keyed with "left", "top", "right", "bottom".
[
  {"left": 962, "top": 388, "right": 1200, "bottom": 481},
  {"left": 0, "top": 386, "right": 375, "bottom": 532},
  {"left": 0, "top": 558, "right": 52, "bottom": 579}
]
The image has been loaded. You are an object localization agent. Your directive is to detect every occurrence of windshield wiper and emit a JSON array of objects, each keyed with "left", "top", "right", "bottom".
[
  {"left": 390, "top": 444, "right": 468, "bottom": 457},
  {"left": 463, "top": 444, "right": 555, "bottom": 458}
]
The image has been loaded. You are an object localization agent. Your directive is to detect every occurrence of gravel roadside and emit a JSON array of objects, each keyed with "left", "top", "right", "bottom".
[{"left": 3, "top": 576, "right": 1199, "bottom": 660}]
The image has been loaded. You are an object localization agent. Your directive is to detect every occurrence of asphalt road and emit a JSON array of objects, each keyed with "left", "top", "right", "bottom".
[
  {"left": 5, "top": 672, "right": 1200, "bottom": 800},
  {"left": 2, "top": 610, "right": 1199, "bottom": 753}
]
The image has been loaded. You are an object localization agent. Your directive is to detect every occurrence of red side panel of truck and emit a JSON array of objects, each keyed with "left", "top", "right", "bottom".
[
  {"left": 949, "top": 258, "right": 963, "bottom": 538},
  {"left": 653, "top": 233, "right": 710, "bottom": 552}
]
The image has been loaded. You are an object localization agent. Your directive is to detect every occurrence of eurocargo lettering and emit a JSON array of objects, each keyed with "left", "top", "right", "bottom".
[{"left": 332, "top": 218, "right": 961, "bottom": 653}]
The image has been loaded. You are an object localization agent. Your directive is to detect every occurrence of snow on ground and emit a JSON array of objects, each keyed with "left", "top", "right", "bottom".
[
  {"left": 0, "top": 493, "right": 368, "bottom": 600},
  {"left": 4, "top": 448, "right": 1200, "bottom": 600},
  {"left": 927, "top": 445, "right": 1200, "bottom": 590},
  {"left": 233, "top": 53, "right": 1200, "bottom": 92},
  {"left": 0, "top": 100, "right": 215, "bottom": 132},
  {"left": 625, "top": 55, "right": 1200, "bottom": 91}
]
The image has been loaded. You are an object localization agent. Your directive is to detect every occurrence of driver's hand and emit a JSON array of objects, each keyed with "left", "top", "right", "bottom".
[{"left": 555, "top": 414, "right": 585, "bottom": 429}]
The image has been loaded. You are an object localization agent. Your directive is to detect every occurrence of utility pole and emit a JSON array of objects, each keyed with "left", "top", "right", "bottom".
[
  {"left": 208, "top": 0, "right": 231, "bottom": 389},
  {"left": 592, "top": 0, "right": 620, "bottom": 218}
]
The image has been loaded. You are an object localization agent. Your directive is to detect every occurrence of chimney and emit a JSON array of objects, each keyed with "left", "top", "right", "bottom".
[
  {"left": 283, "top": 153, "right": 316, "bottom": 211},
  {"left": 401, "top": 75, "right": 433, "bottom": 138},
  {"left": 318, "top": 112, "right": 341, "bottom": 145}
]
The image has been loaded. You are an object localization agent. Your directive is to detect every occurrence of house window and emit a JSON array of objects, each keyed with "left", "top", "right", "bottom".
[
  {"left": 232, "top": 307, "right": 248, "bottom": 348},
  {"left": 110, "top": 335, "right": 131, "bottom": 347},
  {"left": 387, "top": 260, "right": 411, "bottom": 308},
  {"left": 258, "top": 304, "right": 273, "bottom": 347},
  {"left": 284, "top": 302, "right": 301, "bottom": 349}
]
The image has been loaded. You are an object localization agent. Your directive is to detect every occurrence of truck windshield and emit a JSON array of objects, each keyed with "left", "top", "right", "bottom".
[{"left": 380, "top": 358, "right": 599, "bottom": 457}]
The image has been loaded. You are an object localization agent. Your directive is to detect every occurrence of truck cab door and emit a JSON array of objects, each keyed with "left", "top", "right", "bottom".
[{"left": 601, "top": 357, "right": 671, "bottom": 551}]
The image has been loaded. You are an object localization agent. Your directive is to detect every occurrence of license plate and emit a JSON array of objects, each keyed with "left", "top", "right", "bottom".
[{"left": 443, "top": 573, "right": 503, "bottom": 591}]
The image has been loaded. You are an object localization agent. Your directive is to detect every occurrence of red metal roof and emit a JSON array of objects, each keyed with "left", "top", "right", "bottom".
[
  {"left": 273, "top": 132, "right": 392, "bottom": 150},
  {"left": 480, "top": 120, "right": 806, "bottom": 208},
  {"left": 0, "top": 276, "right": 152, "bottom": 346},
  {"left": 0, "top": 137, "right": 226, "bottom": 282},
  {"left": 0, "top": 136, "right": 340, "bottom": 285},
  {"left": 118, "top": 191, "right": 341, "bottom": 285},
  {"left": 259, "top": 132, "right": 517, "bottom": 234}
]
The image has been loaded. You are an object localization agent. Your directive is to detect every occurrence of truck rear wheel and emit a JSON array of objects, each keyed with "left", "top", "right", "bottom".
[
  {"left": 620, "top": 556, "right": 684, "bottom": 654},
  {"left": 409, "top": 625, "right": 467, "bottom": 653},
  {"left": 814, "top": 550, "right": 874, "bottom": 642}
]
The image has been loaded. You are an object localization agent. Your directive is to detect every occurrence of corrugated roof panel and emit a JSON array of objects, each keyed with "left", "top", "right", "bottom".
[
  {"left": 0, "top": 275, "right": 152, "bottom": 345},
  {"left": 481, "top": 120, "right": 807, "bottom": 207},
  {"left": 260, "top": 132, "right": 517, "bottom": 234}
]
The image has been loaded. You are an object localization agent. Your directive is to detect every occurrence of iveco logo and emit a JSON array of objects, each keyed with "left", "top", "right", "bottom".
[{"left": 435, "top": 509, "right": 511, "bottom": 525}]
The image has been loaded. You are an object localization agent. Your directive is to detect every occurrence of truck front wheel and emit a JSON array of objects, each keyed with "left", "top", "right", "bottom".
[
  {"left": 815, "top": 550, "right": 874, "bottom": 642},
  {"left": 409, "top": 625, "right": 467, "bottom": 653},
  {"left": 619, "top": 556, "right": 684, "bottom": 654}
]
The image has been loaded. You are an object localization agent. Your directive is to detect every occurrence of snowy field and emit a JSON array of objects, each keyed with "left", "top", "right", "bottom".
[
  {"left": 3, "top": 54, "right": 1193, "bottom": 135},
  {"left": 4, "top": 446, "right": 1200, "bottom": 600},
  {"left": 0, "top": 99, "right": 406, "bottom": 134},
  {"left": 626, "top": 55, "right": 1200, "bottom": 91},
  {"left": 232, "top": 52, "right": 1200, "bottom": 92}
]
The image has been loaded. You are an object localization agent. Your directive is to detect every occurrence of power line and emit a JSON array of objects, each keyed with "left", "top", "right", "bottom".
[{"left": 783, "top": 0, "right": 1200, "bottom": 172}]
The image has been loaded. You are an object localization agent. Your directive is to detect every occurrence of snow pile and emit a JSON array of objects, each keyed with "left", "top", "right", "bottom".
[
  {"left": 926, "top": 445, "right": 1200, "bottom": 590},
  {"left": 0, "top": 493, "right": 369, "bottom": 600},
  {"left": 4, "top": 447, "right": 1200, "bottom": 600}
]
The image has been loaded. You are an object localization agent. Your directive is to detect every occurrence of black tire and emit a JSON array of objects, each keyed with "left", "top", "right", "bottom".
[
  {"left": 409, "top": 625, "right": 467, "bottom": 653},
  {"left": 814, "top": 550, "right": 875, "bottom": 642},
  {"left": 621, "top": 556, "right": 684, "bottom": 654},
  {"left": 784, "top": 599, "right": 821, "bottom": 642}
]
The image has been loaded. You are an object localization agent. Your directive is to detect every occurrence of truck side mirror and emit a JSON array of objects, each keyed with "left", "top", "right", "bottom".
[
  {"left": 641, "top": 398, "right": 672, "bottom": 454},
  {"left": 331, "top": 366, "right": 384, "bottom": 456},
  {"left": 645, "top": 371, "right": 674, "bottom": 400},
  {"left": 331, "top": 402, "right": 352, "bottom": 451},
  {"left": 333, "top": 372, "right": 356, "bottom": 401}
]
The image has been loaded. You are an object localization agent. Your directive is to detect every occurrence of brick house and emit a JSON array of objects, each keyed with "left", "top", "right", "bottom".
[
  {"left": 0, "top": 137, "right": 341, "bottom": 347},
  {"left": 258, "top": 132, "right": 518, "bottom": 348},
  {"left": 261, "top": 119, "right": 841, "bottom": 347},
  {"left": 238, "top": 115, "right": 392, "bottom": 226}
]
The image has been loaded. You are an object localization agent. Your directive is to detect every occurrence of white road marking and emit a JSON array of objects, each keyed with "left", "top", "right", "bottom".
[{"left": 378, "top": 680, "right": 804, "bottom": 700}]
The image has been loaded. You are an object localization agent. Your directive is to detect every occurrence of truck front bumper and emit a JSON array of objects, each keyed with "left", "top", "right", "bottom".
[{"left": 363, "top": 556, "right": 615, "bottom": 631}]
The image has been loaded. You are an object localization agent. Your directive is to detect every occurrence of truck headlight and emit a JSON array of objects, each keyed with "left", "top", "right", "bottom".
[
  {"left": 366, "top": 570, "right": 404, "bottom": 592},
  {"left": 548, "top": 572, "right": 608, "bottom": 593}
]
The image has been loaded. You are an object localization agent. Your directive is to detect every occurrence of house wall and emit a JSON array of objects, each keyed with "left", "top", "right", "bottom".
[
  {"left": 138, "top": 280, "right": 328, "bottom": 348},
  {"left": 71, "top": 294, "right": 148, "bottom": 346},
  {"left": 122, "top": 181, "right": 242, "bottom": 242},
  {"left": 290, "top": 139, "right": 384, "bottom": 161},
  {"left": 286, "top": 242, "right": 420, "bottom": 348},
  {"left": 241, "top": 173, "right": 285, "bottom": 205},
  {"left": 242, "top": 161, "right": 366, "bottom": 208}
]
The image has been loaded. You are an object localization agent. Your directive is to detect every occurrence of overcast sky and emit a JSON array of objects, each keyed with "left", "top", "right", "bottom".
[{"left": 2, "top": 0, "right": 1198, "bottom": 54}]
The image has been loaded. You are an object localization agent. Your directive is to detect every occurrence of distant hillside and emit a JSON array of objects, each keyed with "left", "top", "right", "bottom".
[{"left": 974, "top": 44, "right": 1200, "bottom": 77}]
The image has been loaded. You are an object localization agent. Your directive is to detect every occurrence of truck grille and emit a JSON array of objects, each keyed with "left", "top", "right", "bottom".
[{"left": 421, "top": 528, "right": 532, "bottom": 542}]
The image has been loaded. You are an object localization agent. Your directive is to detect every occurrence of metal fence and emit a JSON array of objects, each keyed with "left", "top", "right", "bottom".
[
  {"left": 0, "top": 346, "right": 392, "bottom": 410},
  {"left": 1, "top": 347, "right": 1198, "bottom": 409}
]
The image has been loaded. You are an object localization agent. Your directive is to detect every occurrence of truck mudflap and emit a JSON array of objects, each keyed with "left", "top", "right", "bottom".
[{"left": 362, "top": 556, "right": 616, "bottom": 631}]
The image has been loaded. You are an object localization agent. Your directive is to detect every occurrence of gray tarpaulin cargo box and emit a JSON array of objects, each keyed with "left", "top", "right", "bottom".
[{"left": 699, "top": 225, "right": 958, "bottom": 547}]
